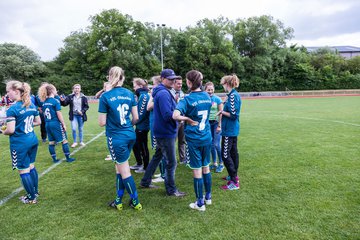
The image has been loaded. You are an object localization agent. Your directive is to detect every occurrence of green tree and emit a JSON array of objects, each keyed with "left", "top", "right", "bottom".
[{"left": 0, "top": 43, "right": 47, "bottom": 94}]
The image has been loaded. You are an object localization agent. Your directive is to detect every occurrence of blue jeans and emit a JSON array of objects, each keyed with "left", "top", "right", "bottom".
[
  {"left": 210, "top": 121, "right": 222, "bottom": 164},
  {"left": 71, "top": 115, "right": 84, "bottom": 143},
  {"left": 141, "top": 137, "right": 178, "bottom": 194}
]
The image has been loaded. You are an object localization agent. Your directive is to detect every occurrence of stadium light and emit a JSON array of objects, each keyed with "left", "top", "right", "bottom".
[{"left": 156, "top": 24, "right": 166, "bottom": 70}]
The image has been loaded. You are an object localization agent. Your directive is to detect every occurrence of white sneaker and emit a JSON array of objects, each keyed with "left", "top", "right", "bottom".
[
  {"left": 71, "top": 143, "right": 78, "bottom": 148},
  {"left": 80, "top": 142, "right": 86, "bottom": 146},
  {"left": 153, "top": 173, "right": 161, "bottom": 178},
  {"left": 104, "top": 155, "right": 112, "bottom": 161},
  {"left": 203, "top": 195, "right": 212, "bottom": 205},
  {"left": 135, "top": 167, "right": 145, "bottom": 173},
  {"left": 152, "top": 176, "right": 164, "bottom": 183},
  {"left": 130, "top": 164, "right": 142, "bottom": 170},
  {"left": 189, "top": 201, "right": 206, "bottom": 211}
]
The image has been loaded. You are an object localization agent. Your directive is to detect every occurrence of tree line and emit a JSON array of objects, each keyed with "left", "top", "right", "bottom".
[{"left": 1, "top": 9, "right": 360, "bottom": 95}]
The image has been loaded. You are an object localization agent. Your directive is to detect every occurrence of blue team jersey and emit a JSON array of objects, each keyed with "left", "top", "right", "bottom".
[
  {"left": 6, "top": 101, "right": 39, "bottom": 144},
  {"left": 98, "top": 86, "right": 137, "bottom": 139},
  {"left": 176, "top": 91, "right": 212, "bottom": 146},
  {"left": 221, "top": 88, "right": 241, "bottom": 137},
  {"left": 136, "top": 91, "right": 150, "bottom": 131},
  {"left": 42, "top": 97, "right": 61, "bottom": 122}
]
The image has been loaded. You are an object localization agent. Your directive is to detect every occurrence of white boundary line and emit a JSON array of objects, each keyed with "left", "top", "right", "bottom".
[{"left": 0, "top": 130, "right": 105, "bottom": 207}]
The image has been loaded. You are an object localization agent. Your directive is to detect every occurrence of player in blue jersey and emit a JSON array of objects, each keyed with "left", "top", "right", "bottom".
[
  {"left": 38, "top": 83, "right": 75, "bottom": 163},
  {"left": 173, "top": 70, "right": 212, "bottom": 211},
  {"left": 218, "top": 74, "right": 242, "bottom": 190},
  {"left": 98, "top": 66, "right": 142, "bottom": 211},
  {"left": 204, "top": 82, "right": 224, "bottom": 173},
  {"left": 130, "top": 78, "right": 150, "bottom": 173},
  {"left": 2, "top": 80, "right": 41, "bottom": 204}
]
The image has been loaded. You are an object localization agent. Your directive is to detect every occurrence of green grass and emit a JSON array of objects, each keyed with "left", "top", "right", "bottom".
[{"left": 0, "top": 96, "right": 359, "bottom": 239}]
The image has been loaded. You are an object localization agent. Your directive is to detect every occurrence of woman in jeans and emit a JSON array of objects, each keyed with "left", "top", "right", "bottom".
[
  {"left": 204, "top": 82, "right": 224, "bottom": 173},
  {"left": 60, "top": 84, "right": 89, "bottom": 147}
]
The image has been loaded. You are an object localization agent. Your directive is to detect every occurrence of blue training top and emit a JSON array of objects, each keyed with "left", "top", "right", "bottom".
[
  {"left": 98, "top": 86, "right": 137, "bottom": 139},
  {"left": 42, "top": 97, "right": 61, "bottom": 122},
  {"left": 221, "top": 88, "right": 241, "bottom": 137},
  {"left": 135, "top": 90, "right": 150, "bottom": 131},
  {"left": 6, "top": 101, "right": 39, "bottom": 144},
  {"left": 176, "top": 91, "right": 212, "bottom": 146}
]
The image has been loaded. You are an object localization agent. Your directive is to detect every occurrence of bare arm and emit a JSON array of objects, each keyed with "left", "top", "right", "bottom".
[
  {"left": 98, "top": 113, "right": 106, "bottom": 127},
  {"left": 56, "top": 111, "right": 67, "bottom": 132},
  {"left": 2, "top": 121, "right": 15, "bottom": 135},
  {"left": 131, "top": 105, "right": 139, "bottom": 125},
  {"left": 147, "top": 96, "right": 154, "bottom": 111},
  {"left": 216, "top": 103, "right": 223, "bottom": 132},
  {"left": 33, "top": 116, "right": 41, "bottom": 127},
  {"left": 172, "top": 110, "right": 198, "bottom": 126}
]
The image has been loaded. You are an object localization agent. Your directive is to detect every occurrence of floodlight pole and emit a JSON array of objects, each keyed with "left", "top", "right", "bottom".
[{"left": 157, "top": 24, "right": 166, "bottom": 70}]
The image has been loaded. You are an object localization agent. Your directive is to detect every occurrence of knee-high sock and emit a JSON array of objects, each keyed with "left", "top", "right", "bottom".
[
  {"left": 20, "top": 173, "right": 36, "bottom": 200},
  {"left": 30, "top": 168, "right": 39, "bottom": 194},
  {"left": 115, "top": 174, "right": 125, "bottom": 204},
  {"left": 194, "top": 177, "right": 204, "bottom": 206},
  {"left": 49, "top": 144, "right": 57, "bottom": 161},
  {"left": 123, "top": 176, "right": 139, "bottom": 205},
  {"left": 62, "top": 143, "right": 71, "bottom": 160},
  {"left": 203, "top": 172, "right": 212, "bottom": 200}
]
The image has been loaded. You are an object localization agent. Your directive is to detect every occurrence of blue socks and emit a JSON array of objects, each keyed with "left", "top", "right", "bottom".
[
  {"left": 203, "top": 172, "right": 212, "bottom": 200},
  {"left": 115, "top": 174, "right": 125, "bottom": 204},
  {"left": 123, "top": 176, "right": 139, "bottom": 205},
  {"left": 30, "top": 168, "right": 39, "bottom": 194},
  {"left": 62, "top": 143, "right": 71, "bottom": 160},
  {"left": 49, "top": 144, "right": 57, "bottom": 161},
  {"left": 194, "top": 177, "right": 204, "bottom": 206},
  {"left": 20, "top": 173, "right": 35, "bottom": 200}
]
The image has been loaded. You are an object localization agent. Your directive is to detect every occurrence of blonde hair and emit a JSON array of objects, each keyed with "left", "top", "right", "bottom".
[
  {"left": 220, "top": 74, "right": 240, "bottom": 88},
  {"left": 204, "top": 81, "right": 214, "bottom": 90},
  {"left": 6, "top": 80, "right": 32, "bottom": 108},
  {"left": 151, "top": 75, "right": 161, "bottom": 87},
  {"left": 108, "top": 66, "right": 125, "bottom": 88},
  {"left": 73, "top": 84, "right": 81, "bottom": 89},
  {"left": 133, "top": 78, "right": 148, "bottom": 87},
  {"left": 38, "top": 83, "right": 57, "bottom": 102}
]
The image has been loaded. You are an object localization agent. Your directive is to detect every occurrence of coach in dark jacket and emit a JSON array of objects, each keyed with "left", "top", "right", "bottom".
[{"left": 60, "top": 84, "right": 89, "bottom": 147}]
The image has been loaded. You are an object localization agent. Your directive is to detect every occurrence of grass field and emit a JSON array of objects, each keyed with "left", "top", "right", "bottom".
[{"left": 0, "top": 96, "right": 359, "bottom": 240}]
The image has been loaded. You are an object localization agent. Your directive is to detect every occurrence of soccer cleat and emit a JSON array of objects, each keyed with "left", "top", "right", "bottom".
[
  {"left": 79, "top": 142, "right": 86, "bottom": 147},
  {"left": 209, "top": 164, "right": 217, "bottom": 171},
  {"left": 129, "top": 199, "right": 142, "bottom": 211},
  {"left": 203, "top": 195, "right": 212, "bottom": 205},
  {"left": 129, "top": 164, "right": 142, "bottom": 170},
  {"left": 135, "top": 167, "right": 145, "bottom": 173},
  {"left": 189, "top": 201, "right": 206, "bottom": 211},
  {"left": 53, "top": 159, "right": 61, "bottom": 163},
  {"left": 221, "top": 181, "right": 239, "bottom": 190},
  {"left": 71, "top": 143, "right": 78, "bottom": 148},
  {"left": 153, "top": 173, "right": 161, "bottom": 178},
  {"left": 66, "top": 157, "right": 76, "bottom": 163},
  {"left": 20, "top": 196, "right": 37, "bottom": 204},
  {"left": 215, "top": 165, "right": 224, "bottom": 173},
  {"left": 104, "top": 155, "right": 112, "bottom": 161},
  {"left": 222, "top": 176, "right": 239, "bottom": 183},
  {"left": 108, "top": 200, "right": 123, "bottom": 211},
  {"left": 152, "top": 176, "right": 164, "bottom": 183}
]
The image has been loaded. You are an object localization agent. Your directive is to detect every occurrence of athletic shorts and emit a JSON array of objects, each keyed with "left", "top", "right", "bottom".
[
  {"left": 107, "top": 137, "right": 135, "bottom": 164},
  {"left": 186, "top": 144, "right": 211, "bottom": 169},
  {"left": 10, "top": 141, "right": 38, "bottom": 170},
  {"left": 46, "top": 121, "right": 67, "bottom": 143}
]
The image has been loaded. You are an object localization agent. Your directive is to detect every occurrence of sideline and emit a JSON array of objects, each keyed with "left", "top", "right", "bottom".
[{"left": 0, "top": 130, "right": 105, "bottom": 207}]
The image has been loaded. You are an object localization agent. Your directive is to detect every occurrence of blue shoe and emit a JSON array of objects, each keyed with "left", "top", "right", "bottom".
[
  {"left": 66, "top": 158, "right": 75, "bottom": 162},
  {"left": 209, "top": 164, "right": 217, "bottom": 171},
  {"left": 215, "top": 165, "right": 224, "bottom": 173},
  {"left": 53, "top": 159, "right": 60, "bottom": 163}
]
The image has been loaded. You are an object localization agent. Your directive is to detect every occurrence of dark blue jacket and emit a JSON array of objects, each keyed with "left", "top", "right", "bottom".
[{"left": 152, "top": 83, "right": 177, "bottom": 138}]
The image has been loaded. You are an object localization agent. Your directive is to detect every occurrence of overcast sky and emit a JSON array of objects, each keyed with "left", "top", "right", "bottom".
[{"left": 1, "top": 0, "right": 360, "bottom": 61}]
